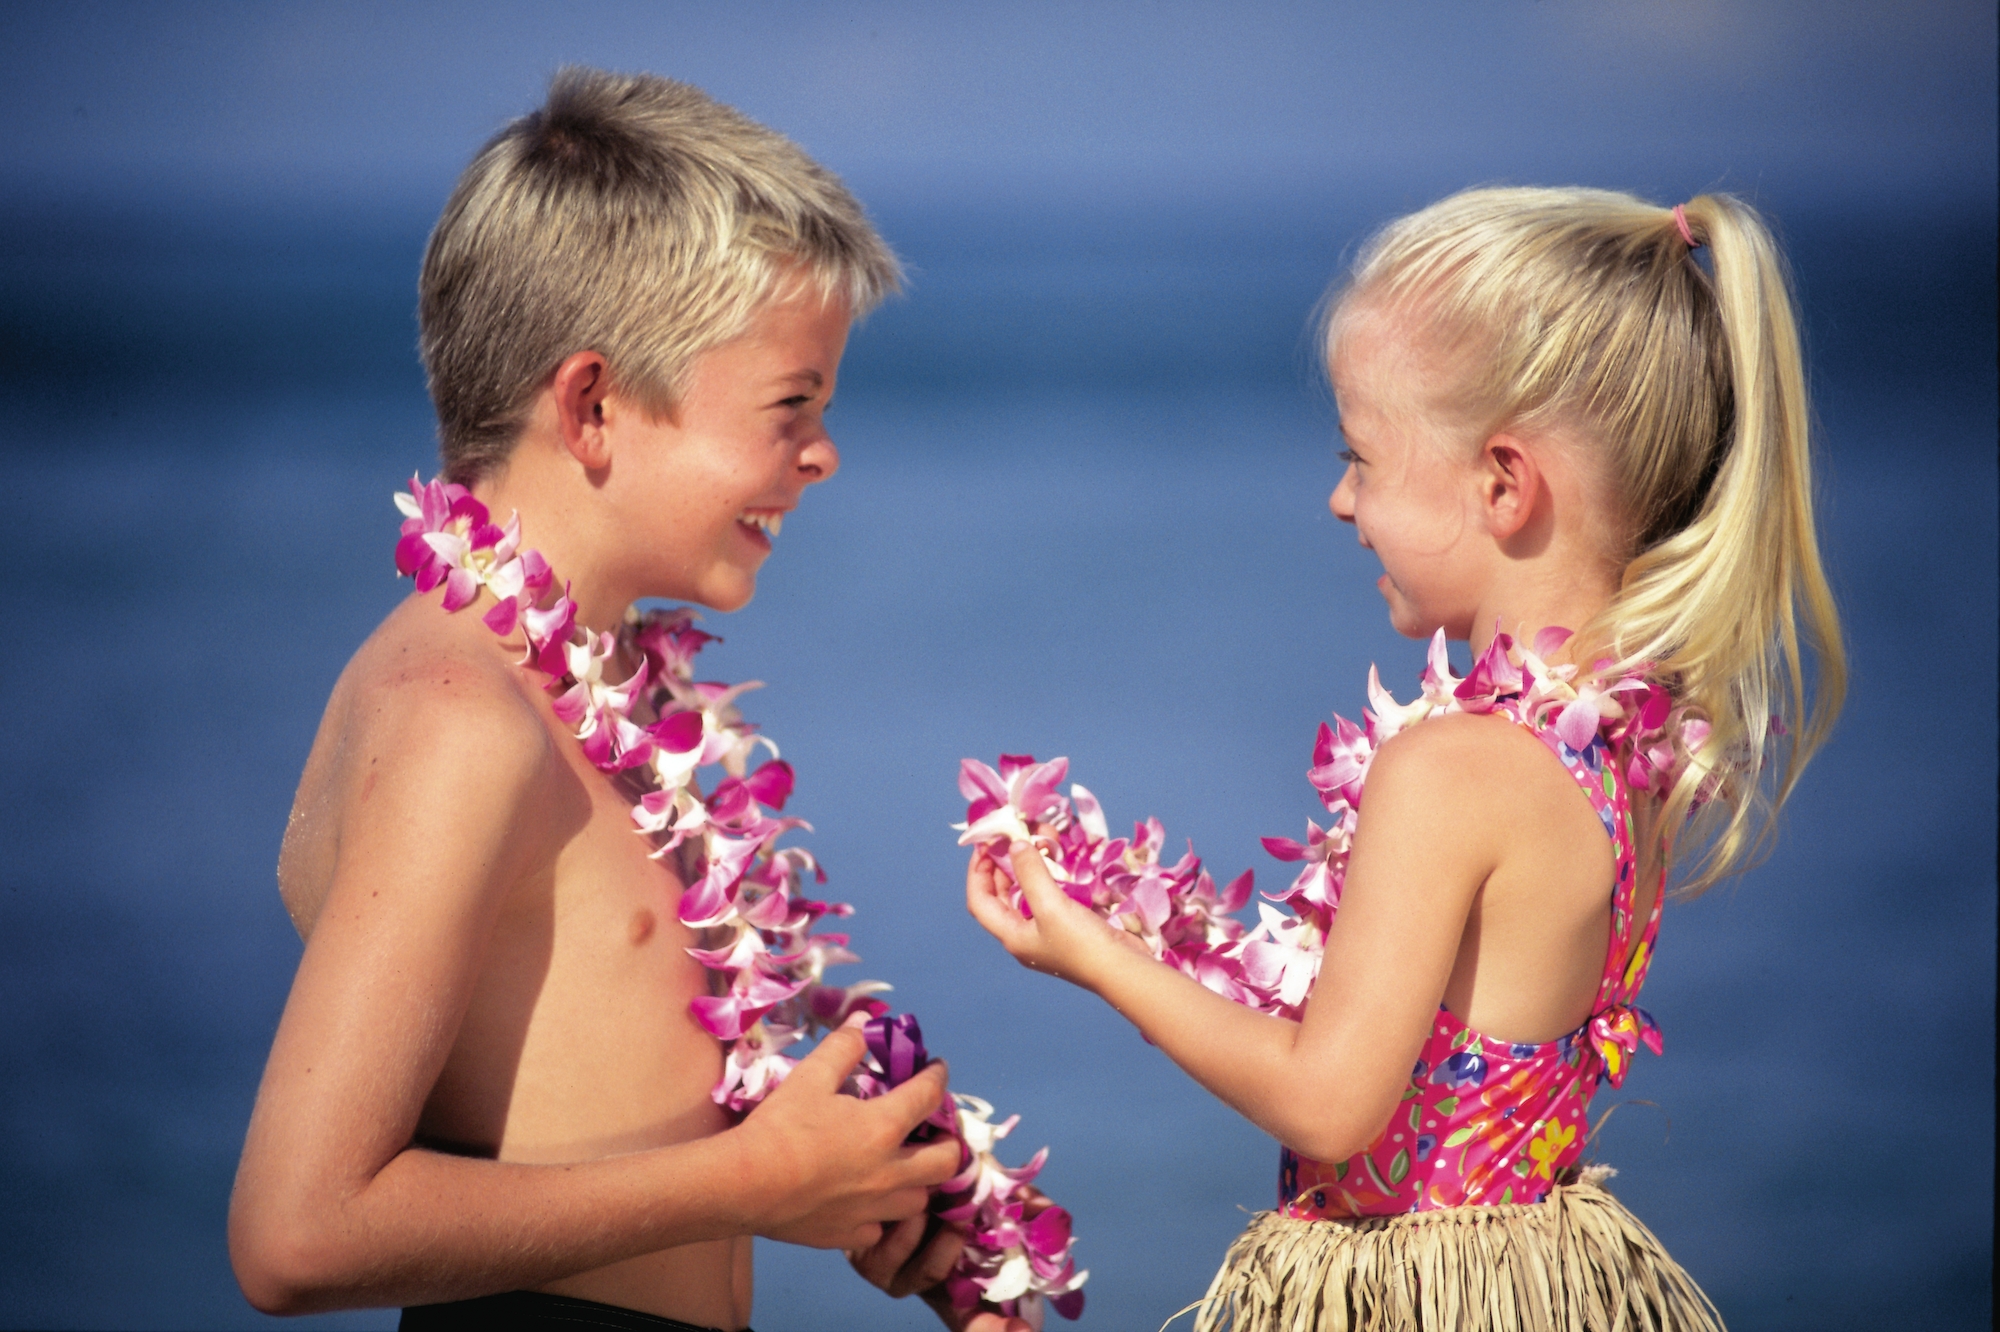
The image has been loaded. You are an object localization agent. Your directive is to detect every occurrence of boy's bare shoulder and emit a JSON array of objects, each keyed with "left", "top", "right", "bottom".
[
  {"left": 282, "top": 595, "right": 566, "bottom": 933},
  {"left": 340, "top": 595, "right": 551, "bottom": 750}
]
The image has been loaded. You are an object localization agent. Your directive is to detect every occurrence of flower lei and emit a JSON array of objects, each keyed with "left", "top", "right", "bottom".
[
  {"left": 393, "top": 475, "right": 1086, "bottom": 1325},
  {"left": 956, "top": 628, "right": 1699, "bottom": 1078}
]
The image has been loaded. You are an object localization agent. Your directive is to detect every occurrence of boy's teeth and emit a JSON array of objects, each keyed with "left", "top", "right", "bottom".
[{"left": 741, "top": 511, "right": 783, "bottom": 537}]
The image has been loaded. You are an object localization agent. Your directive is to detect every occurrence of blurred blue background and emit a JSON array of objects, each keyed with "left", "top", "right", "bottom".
[{"left": 0, "top": 3, "right": 1992, "bottom": 1329}]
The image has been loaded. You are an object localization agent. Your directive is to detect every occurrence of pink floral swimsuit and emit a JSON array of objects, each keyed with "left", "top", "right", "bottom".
[{"left": 1279, "top": 706, "right": 1665, "bottom": 1219}]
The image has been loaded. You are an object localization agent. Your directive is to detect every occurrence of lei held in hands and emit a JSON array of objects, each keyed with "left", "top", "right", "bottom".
[
  {"left": 957, "top": 630, "right": 1702, "bottom": 1065},
  {"left": 394, "top": 476, "right": 1086, "bottom": 1326}
]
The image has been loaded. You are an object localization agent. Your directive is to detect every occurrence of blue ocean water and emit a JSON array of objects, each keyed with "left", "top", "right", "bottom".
[{"left": 0, "top": 201, "right": 1991, "bottom": 1330}]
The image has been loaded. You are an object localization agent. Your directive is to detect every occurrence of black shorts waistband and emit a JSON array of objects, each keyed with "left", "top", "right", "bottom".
[{"left": 400, "top": 1289, "right": 750, "bottom": 1332}]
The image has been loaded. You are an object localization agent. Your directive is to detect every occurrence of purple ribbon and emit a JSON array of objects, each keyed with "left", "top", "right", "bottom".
[{"left": 864, "top": 1011, "right": 931, "bottom": 1086}]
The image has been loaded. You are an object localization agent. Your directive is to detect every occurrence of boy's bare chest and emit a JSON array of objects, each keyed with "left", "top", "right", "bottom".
[{"left": 427, "top": 722, "right": 731, "bottom": 1161}]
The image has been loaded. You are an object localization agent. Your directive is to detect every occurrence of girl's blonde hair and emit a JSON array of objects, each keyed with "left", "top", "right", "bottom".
[
  {"left": 420, "top": 67, "right": 901, "bottom": 484},
  {"left": 1330, "top": 186, "right": 1845, "bottom": 893}
]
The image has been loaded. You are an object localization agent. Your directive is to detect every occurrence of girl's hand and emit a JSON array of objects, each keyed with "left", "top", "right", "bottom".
[{"left": 965, "top": 842, "right": 1142, "bottom": 991}]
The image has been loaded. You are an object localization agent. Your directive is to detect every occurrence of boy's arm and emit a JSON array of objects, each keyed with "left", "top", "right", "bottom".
[{"left": 230, "top": 675, "right": 958, "bottom": 1315}]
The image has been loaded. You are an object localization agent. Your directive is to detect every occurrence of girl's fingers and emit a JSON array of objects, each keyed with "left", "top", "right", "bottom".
[
  {"left": 965, "top": 851, "right": 1030, "bottom": 942},
  {"left": 964, "top": 852, "right": 1008, "bottom": 935},
  {"left": 1008, "top": 841, "right": 1070, "bottom": 918}
]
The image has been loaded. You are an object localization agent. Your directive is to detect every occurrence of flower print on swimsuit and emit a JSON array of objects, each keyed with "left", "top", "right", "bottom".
[
  {"left": 1526, "top": 1116, "right": 1579, "bottom": 1181},
  {"left": 392, "top": 482, "right": 1086, "bottom": 1324},
  {"left": 1430, "top": 1051, "right": 1489, "bottom": 1091}
]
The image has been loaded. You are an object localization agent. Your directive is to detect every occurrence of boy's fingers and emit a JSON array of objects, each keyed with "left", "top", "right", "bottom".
[
  {"left": 789, "top": 1021, "right": 869, "bottom": 1091},
  {"left": 909, "top": 1222, "right": 964, "bottom": 1290},
  {"left": 902, "top": 1135, "right": 964, "bottom": 1188},
  {"left": 849, "top": 1213, "right": 926, "bottom": 1288},
  {"left": 876, "top": 1059, "right": 949, "bottom": 1131}
]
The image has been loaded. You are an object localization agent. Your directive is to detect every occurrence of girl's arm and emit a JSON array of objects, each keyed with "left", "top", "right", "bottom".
[{"left": 966, "top": 716, "right": 1516, "bottom": 1163}]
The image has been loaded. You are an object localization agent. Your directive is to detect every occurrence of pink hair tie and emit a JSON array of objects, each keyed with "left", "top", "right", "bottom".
[{"left": 1671, "top": 204, "right": 1699, "bottom": 248}]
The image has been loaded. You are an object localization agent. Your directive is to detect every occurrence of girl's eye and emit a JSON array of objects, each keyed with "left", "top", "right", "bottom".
[{"left": 1337, "top": 448, "right": 1362, "bottom": 465}]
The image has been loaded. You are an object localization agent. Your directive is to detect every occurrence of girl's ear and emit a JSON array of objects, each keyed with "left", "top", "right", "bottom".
[
  {"left": 1477, "top": 432, "right": 1544, "bottom": 540},
  {"left": 551, "top": 350, "right": 614, "bottom": 470}
]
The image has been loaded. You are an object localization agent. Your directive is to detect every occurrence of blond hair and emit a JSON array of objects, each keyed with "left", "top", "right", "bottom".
[
  {"left": 419, "top": 67, "right": 901, "bottom": 482},
  {"left": 1330, "top": 187, "right": 1845, "bottom": 893}
]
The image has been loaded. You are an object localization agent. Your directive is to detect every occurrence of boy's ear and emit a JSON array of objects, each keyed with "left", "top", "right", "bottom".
[
  {"left": 551, "top": 350, "right": 614, "bottom": 470},
  {"left": 1477, "top": 432, "right": 1543, "bottom": 541}
]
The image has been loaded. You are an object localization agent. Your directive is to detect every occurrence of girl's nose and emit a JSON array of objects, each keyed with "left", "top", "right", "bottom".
[{"left": 1329, "top": 465, "right": 1357, "bottom": 522}]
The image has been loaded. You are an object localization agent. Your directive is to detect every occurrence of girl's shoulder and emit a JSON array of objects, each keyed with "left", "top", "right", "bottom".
[
  {"left": 1368, "top": 707, "right": 1565, "bottom": 789},
  {"left": 1364, "top": 709, "right": 1606, "bottom": 851}
]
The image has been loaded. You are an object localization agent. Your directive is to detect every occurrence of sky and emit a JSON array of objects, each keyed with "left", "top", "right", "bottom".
[{"left": 2, "top": 0, "right": 1991, "bottom": 221}]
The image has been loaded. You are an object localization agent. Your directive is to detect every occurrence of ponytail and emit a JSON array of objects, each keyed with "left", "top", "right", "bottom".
[
  {"left": 1331, "top": 187, "right": 1846, "bottom": 893},
  {"left": 1608, "top": 195, "right": 1845, "bottom": 892}
]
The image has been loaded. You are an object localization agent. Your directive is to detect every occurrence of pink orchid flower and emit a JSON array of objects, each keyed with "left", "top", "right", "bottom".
[
  {"left": 520, "top": 586, "right": 577, "bottom": 677},
  {"left": 1365, "top": 630, "right": 1459, "bottom": 743},
  {"left": 1453, "top": 627, "right": 1523, "bottom": 713},
  {"left": 954, "top": 755, "right": 1073, "bottom": 848},
  {"left": 629, "top": 606, "right": 718, "bottom": 683},
  {"left": 551, "top": 632, "right": 654, "bottom": 772},
  {"left": 1260, "top": 817, "right": 1351, "bottom": 920},
  {"left": 655, "top": 677, "right": 775, "bottom": 778},
  {"left": 393, "top": 477, "right": 551, "bottom": 623},
  {"left": 1306, "top": 714, "right": 1372, "bottom": 812},
  {"left": 711, "top": 1020, "right": 803, "bottom": 1112},
  {"left": 1232, "top": 903, "right": 1323, "bottom": 1017}
]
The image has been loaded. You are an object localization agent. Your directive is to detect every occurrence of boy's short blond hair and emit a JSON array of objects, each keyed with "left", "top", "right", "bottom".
[{"left": 420, "top": 67, "right": 901, "bottom": 482}]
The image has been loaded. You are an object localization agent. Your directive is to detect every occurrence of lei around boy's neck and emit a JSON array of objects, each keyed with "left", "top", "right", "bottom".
[{"left": 464, "top": 288, "right": 853, "bottom": 631}]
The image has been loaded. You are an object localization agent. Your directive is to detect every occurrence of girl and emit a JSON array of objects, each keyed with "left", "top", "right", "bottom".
[{"left": 963, "top": 187, "right": 1844, "bottom": 1330}]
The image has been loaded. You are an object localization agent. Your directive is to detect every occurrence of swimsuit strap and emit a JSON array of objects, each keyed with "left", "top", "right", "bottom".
[{"left": 1504, "top": 705, "right": 1661, "bottom": 1007}]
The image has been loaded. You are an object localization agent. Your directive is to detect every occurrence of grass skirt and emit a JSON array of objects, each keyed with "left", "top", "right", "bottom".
[{"left": 1189, "top": 1168, "right": 1724, "bottom": 1332}]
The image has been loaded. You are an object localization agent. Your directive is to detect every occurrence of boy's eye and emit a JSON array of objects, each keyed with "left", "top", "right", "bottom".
[{"left": 776, "top": 395, "right": 812, "bottom": 409}]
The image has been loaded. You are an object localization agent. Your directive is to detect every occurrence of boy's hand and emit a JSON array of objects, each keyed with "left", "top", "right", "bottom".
[
  {"left": 848, "top": 1213, "right": 1035, "bottom": 1332},
  {"left": 735, "top": 1020, "right": 961, "bottom": 1251},
  {"left": 848, "top": 1213, "right": 962, "bottom": 1299}
]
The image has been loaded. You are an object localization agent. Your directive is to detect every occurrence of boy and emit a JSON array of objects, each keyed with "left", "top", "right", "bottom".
[{"left": 229, "top": 69, "right": 1002, "bottom": 1332}]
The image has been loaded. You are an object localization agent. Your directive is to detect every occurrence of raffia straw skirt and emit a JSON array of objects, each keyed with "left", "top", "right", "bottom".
[{"left": 1190, "top": 1168, "right": 1724, "bottom": 1332}]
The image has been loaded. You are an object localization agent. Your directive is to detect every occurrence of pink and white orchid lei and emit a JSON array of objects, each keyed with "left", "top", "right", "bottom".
[
  {"left": 394, "top": 475, "right": 1086, "bottom": 1326},
  {"left": 956, "top": 627, "right": 1702, "bottom": 1027}
]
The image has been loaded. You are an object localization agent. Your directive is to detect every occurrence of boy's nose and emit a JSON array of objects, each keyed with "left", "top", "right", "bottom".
[
  {"left": 799, "top": 433, "right": 839, "bottom": 482},
  {"left": 1329, "top": 465, "right": 1357, "bottom": 522}
]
